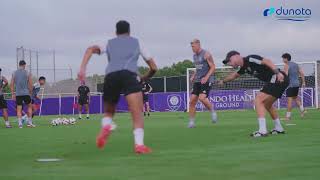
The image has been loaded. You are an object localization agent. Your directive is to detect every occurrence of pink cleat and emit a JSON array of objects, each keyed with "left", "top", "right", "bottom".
[{"left": 96, "top": 125, "right": 112, "bottom": 149}]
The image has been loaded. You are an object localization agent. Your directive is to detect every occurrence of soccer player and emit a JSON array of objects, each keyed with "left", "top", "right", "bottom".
[
  {"left": 31, "top": 76, "right": 46, "bottom": 117},
  {"left": 10, "top": 60, "right": 35, "bottom": 128},
  {"left": 77, "top": 81, "right": 90, "bottom": 120},
  {"left": 142, "top": 80, "right": 152, "bottom": 116},
  {"left": 78, "top": 20, "right": 157, "bottom": 154},
  {"left": 21, "top": 76, "right": 46, "bottom": 122},
  {"left": 188, "top": 39, "right": 217, "bottom": 128},
  {"left": 282, "top": 53, "right": 306, "bottom": 120},
  {"left": 0, "top": 70, "right": 12, "bottom": 128},
  {"left": 220, "top": 51, "right": 289, "bottom": 137}
]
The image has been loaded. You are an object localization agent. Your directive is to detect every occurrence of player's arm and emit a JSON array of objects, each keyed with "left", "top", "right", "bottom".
[
  {"left": 139, "top": 44, "right": 157, "bottom": 81},
  {"left": 190, "top": 71, "right": 196, "bottom": 83},
  {"left": 77, "top": 87, "right": 80, "bottom": 101},
  {"left": 299, "top": 66, "right": 306, "bottom": 87},
  {"left": 202, "top": 52, "right": 216, "bottom": 84},
  {"left": 2, "top": 76, "right": 8, "bottom": 88},
  {"left": 28, "top": 73, "right": 33, "bottom": 95},
  {"left": 78, "top": 45, "right": 101, "bottom": 81},
  {"left": 261, "top": 58, "right": 284, "bottom": 82},
  {"left": 10, "top": 74, "right": 15, "bottom": 99},
  {"left": 219, "top": 72, "right": 240, "bottom": 85},
  {"left": 148, "top": 84, "right": 153, "bottom": 93},
  {"left": 87, "top": 87, "right": 91, "bottom": 103}
]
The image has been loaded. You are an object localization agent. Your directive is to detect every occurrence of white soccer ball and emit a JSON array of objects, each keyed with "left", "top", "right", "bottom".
[{"left": 69, "top": 118, "right": 76, "bottom": 125}]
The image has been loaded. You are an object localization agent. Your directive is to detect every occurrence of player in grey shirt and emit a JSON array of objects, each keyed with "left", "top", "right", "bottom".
[
  {"left": 10, "top": 60, "right": 34, "bottom": 128},
  {"left": 188, "top": 39, "right": 217, "bottom": 128},
  {"left": 282, "top": 53, "right": 306, "bottom": 120},
  {"left": 0, "top": 68, "right": 12, "bottom": 128},
  {"left": 78, "top": 20, "right": 157, "bottom": 154}
]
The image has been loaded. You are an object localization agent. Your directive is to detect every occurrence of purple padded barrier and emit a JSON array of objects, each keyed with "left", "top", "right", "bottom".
[{"left": 0, "top": 88, "right": 314, "bottom": 117}]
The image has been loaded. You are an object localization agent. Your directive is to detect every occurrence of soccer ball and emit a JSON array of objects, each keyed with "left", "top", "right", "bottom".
[{"left": 51, "top": 117, "right": 77, "bottom": 126}]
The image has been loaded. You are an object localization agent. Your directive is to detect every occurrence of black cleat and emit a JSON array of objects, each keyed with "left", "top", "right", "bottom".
[
  {"left": 270, "top": 129, "right": 285, "bottom": 135},
  {"left": 250, "top": 131, "right": 268, "bottom": 138}
]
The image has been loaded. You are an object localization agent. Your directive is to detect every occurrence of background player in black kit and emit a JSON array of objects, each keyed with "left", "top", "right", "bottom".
[
  {"left": 220, "top": 51, "right": 289, "bottom": 137},
  {"left": 77, "top": 81, "right": 90, "bottom": 120},
  {"left": 141, "top": 80, "right": 152, "bottom": 116}
]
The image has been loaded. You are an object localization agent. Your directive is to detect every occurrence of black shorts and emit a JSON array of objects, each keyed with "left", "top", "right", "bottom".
[
  {"left": 191, "top": 82, "right": 211, "bottom": 97},
  {"left": 143, "top": 94, "right": 149, "bottom": 103},
  {"left": 260, "top": 73, "right": 289, "bottom": 99},
  {"left": 16, "top": 95, "right": 31, "bottom": 106},
  {"left": 103, "top": 70, "right": 142, "bottom": 104},
  {"left": 0, "top": 95, "right": 7, "bottom": 109},
  {"left": 78, "top": 97, "right": 89, "bottom": 105},
  {"left": 286, "top": 87, "right": 299, "bottom": 97}
]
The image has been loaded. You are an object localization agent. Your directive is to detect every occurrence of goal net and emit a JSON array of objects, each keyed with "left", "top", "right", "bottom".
[{"left": 186, "top": 61, "right": 319, "bottom": 112}]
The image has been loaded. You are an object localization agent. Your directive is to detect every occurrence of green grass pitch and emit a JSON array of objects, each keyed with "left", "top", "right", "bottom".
[{"left": 0, "top": 109, "right": 320, "bottom": 180}]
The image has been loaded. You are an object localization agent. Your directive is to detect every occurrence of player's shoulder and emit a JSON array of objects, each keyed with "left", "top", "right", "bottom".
[
  {"left": 33, "top": 82, "right": 40, "bottom": 88},
  {"left": 246, "top": 54, "right": 264, "bottom": 64}
]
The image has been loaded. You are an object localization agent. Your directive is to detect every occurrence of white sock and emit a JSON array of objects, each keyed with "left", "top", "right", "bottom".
[
  {"left": 5, "top": 120, "right": 10, "bottom": 126},
  {"left": 286, "top": 112, "right": 291, "bottom": 118},
  {"left": 101, "top": 117, "right": 112, "bottom": 127},
  {"left": 258, "top": 118, "right": 267, "bottom": 134},
  {"left": 299, "top": 105, "right": 304, "bottom": 112},
  {"left": 273, "top": 118, "right": 283, "bottom": 131},
  {"left": 18, "top": 118, "right": 22, "bottom": 126},
  {"left": 28, "top": 117, "right": 33, "bottom": 125},
  {"left": 79, "top": 113, "right": 82, "bottom": 118},
  {"left": 211, "top": 110, "right": 217, "bottom": 121},
  {"left": 86, "top": 114, "right": 89, "bottom": 118},
  {"left": 189, "top": 118, "right": 195, "bottom": 124},
  {"left": 133, "top": 128, "right": 144, "bottom": 146}
]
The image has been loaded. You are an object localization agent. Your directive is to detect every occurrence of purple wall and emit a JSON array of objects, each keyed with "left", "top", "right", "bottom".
[{"left": 0, "top": 88, "right": 314, "bottom": 116}]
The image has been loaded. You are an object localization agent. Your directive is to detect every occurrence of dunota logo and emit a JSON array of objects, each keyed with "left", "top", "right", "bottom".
[
  {"left": 167, "top": 94, "right": 181, "bottom": 111},
  {"left": 263, "top": 6, "right": 311, "bottom": 21}
]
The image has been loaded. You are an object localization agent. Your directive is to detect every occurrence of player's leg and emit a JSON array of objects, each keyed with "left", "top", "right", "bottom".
[
  {"left": 85, "top": 104, "right": 90, "bottom": 119},
  {"left": 294, "top": 96, "right": 305, "bottom": 117},
  {"left": 286, "top": 97, "right": 293, "bottom": 120},
  {"left": 126, "top": 91, "right": 151, "bottom": 153},
  {"left": 264, "top": 96, "right": 284, "bottom": 134},
  {"left": 15, "top": 96, "right": 23, "bottom": 128},
  {"left": 146, "top": 101, "right": 150, "bottom": 116},
  {"left": 78, "top": 104, "right": 82, "bottom": 119},
  {"left": 198, "top": 83, "right": 217, "bottom": 123},
  {"left": 2, "top": 108, "right": 11, "bottom": 128},
  {"left": 0, "top": 96, "right": 11, "bottom": 128},
  {"left": 17, "top": 105, "right": 23, "bottom": 128},
  {"left": 252, "top": 92, "right": 269, "bottom": 136},
  {"left": 143, "top": 101, "right": 146, "bottom": 116},
  {"left": 25, "top": 96, "right": 35, "bottom": 127},
  {"left": 96, "top": 101, "right": 117, "bottom": 149},
  {"left": 188, "top": 94, "right": 199, "bottom": 128},
  {"left": 96, "top": 73, "right": 120, "bottom": 149}
]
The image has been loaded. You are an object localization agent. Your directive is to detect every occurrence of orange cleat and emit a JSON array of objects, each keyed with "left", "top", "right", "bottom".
[
  {"left": 135, "top": 144, "right": 152, "bottom": 154},
  {"left": 96, "top": 125, "right": 112, "bottom": 149}
]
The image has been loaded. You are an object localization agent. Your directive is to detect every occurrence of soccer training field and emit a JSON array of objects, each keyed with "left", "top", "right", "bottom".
[{"left": 1, "top": 109, "right": 320, "bottom": 180}]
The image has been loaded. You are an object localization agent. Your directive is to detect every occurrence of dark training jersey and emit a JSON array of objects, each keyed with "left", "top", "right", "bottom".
[
  {"left": 32, "top": 83, "right": 41, "bottom": 100},
  {"left": 237, "top": 55, "right": 277, "bottom": 83},
  {"left": 78, "top": 85, "right": 90, "bottom": 98}
]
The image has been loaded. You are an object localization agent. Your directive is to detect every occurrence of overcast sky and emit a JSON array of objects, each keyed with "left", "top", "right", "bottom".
[{"left": 0, "top": 0, "right": 319, "bottom": 82}]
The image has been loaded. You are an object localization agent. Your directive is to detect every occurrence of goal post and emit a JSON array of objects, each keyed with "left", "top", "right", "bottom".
[{"left": 186, "top": 61, "right": 319, "bottom": 112}]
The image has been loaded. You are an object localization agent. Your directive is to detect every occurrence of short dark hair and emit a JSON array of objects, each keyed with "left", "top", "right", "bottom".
[
  {"left": 19, "top": 60, "right": 26, "bottom": 66},
  {"left": 282, "top": 53, "right": 291, "bottom": 61},
  {"left": 39, "top": 76, "right": 46, "bottom": 81},
  {"left": 116, "top": 20, "right": 130, "bottom": 35}
]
